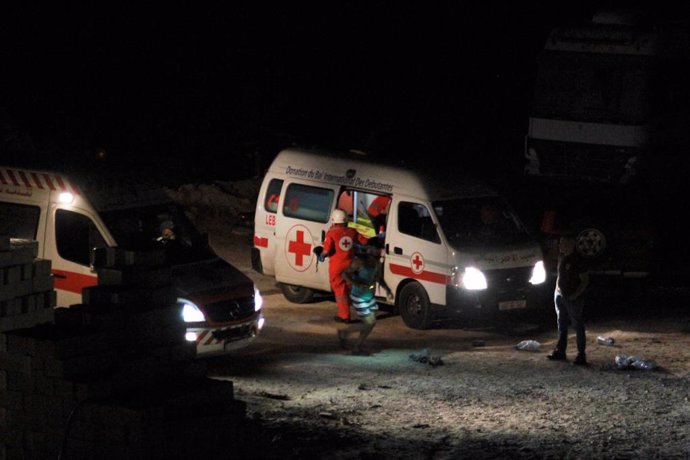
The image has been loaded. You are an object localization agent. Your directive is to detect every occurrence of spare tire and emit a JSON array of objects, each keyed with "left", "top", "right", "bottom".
[{"left": 573, "top": 223, "right": 611, "bottom": 261}]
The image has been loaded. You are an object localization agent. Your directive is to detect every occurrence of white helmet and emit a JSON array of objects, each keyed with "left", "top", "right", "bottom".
[{"left": 331, "top": 209, "right": 347, "bottom": 224}]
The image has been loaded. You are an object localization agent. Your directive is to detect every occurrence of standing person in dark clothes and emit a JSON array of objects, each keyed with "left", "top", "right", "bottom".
[{"left": 547, "top": 234, "right": 591, "bottom": 365}]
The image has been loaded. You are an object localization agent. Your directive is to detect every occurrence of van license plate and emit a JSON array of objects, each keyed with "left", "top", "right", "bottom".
[{"left": 499, "top": 300, "right": 527, "bottom": 311}]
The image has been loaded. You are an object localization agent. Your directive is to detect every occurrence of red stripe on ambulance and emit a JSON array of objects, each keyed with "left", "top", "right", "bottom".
[
  {"left": 389, "top": 263, "right": 450, "bottom": 285},
  {"left": 51, "top": 269, "right": 98, "bottom": 294},
  {"left": 42, "top": 173, "right": 56, "bottom": 190},
  {"left": 0, "top": 168, "right": 80, "bottom": 194},
  {"left": 18, "top": 171, "right": 31, "bottom": 187},
  {"left": 254, "top": 235, "right": 269, "bottom": 247},
  {"left": 6, "top": 170, "right": 19, "bottom": 186},
  {"left": 30, "top": 172, "right": 44, "bottom": 189}
]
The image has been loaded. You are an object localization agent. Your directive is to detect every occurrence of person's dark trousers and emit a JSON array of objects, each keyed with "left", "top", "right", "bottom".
[{"left": 554, "top": 292, "right": 586, "bottom": 354}]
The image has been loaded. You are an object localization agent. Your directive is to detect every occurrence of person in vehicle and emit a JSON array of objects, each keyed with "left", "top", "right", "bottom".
[
  {"left": 156, "top": 220, "right": 177, "bottom": 243},
  {"left": 367, "top": 195, "right": 391, "bottom": 235},
  {"left": 339, "top": 237, "right": 392, "bottom": 355},
  {"left": 320, "top": 208, "right": 369, "bottom": 322}
]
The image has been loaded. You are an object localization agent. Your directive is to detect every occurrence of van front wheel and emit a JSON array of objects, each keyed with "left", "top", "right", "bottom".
[
  {"left": 279, "top": 283, "right": 315, "bottom": 304},
  {"left": 399, "top": 282, "right": 432, "bottom": 330}
]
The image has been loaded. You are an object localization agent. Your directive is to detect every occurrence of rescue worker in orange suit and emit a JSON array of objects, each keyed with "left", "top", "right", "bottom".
[
  {"left": 367, "top": 195, "right": 391, "bottom": 235},
  {"left": 319, "top": 209, "right": 369, "bottom": 323}
]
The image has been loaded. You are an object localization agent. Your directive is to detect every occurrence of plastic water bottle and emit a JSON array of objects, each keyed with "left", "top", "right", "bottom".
[
  {"left": 597, "top": 336, "right": 615, "bottom": 346},
  {"left": 516, "top": 340, "right": 541, "bottom": 351}
]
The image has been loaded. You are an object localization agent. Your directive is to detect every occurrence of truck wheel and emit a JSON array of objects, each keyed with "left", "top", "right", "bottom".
[
  {"left": 399, "top": 282, "right": 432, "bottom": 330},
  {"left": 279, "top": 283, "right": 314, "bottom": 304}
]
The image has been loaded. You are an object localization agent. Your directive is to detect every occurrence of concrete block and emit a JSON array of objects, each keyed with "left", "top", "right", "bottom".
[
  {"left": 0, "top": 283, "right": 16, "bottom": 303},
  {"left": 20, "top": 294, "right": 36, "bottom": 314},
  {"left": 20, "top": 263, "right": 32, "bottom": 281},
  {"left": 10, "top": 246, "right": 34, "bottom": 265},
  {"left": 10, "top": 238, "right": 38, "bottom": 259},
  {"left": 32, "top": 259, "right": 52, "bottom": 277},
  {"left": 0, "top": 251, "right": 12, "bottom": 268},
  {"left": 31, "top": 275, "right": 53, "bottom": 293},
  {"left": 0, "top": 351, "right": 32, "bottom": 374}
]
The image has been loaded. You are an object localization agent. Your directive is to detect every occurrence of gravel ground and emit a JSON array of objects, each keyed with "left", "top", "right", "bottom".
[{"left": 204, "top": 230, "right": 690, "bottom": 460}]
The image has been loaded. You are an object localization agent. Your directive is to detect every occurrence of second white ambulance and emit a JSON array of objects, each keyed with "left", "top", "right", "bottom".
[{"left": 252, "top": 147, "right": 549, "bottom": 329}]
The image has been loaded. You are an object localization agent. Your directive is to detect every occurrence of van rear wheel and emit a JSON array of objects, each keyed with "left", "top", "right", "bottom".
[
  {"left": 399, "top": 282, "right": 432, "bottom": 330},
  {"left": 279, "top": 283, "right": 315, "bottom": 304}
]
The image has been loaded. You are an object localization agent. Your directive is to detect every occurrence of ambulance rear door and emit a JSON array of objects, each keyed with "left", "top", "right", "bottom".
[
  {"left": 273, "top": 181, "right": 337, "bottom": 292},
  {"left": 253, "top": 176, "right": 283, "bottom": 276}
]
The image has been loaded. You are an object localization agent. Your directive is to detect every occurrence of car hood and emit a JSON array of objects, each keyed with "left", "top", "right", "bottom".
[{"left": 171, "top": 257, "right": 254, "bottom": 301}]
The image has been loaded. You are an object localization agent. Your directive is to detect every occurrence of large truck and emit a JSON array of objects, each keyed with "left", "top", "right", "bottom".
[{"left": 520, "top": 7, "right": 690, "bottom": 279}]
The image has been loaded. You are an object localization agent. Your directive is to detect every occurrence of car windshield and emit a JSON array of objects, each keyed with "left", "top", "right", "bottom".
[
  {"left": 433, "top": 197, "right": 533, "bottom": 248},
  {"left": 99, "top": 203, "right": 215, "bottom": 264}
]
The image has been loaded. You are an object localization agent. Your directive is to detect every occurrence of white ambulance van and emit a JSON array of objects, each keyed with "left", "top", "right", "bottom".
[
  {"left": 252, "top": 147, "right": 549, "bottom": 329},
  {"left": 0, "top": 165, "right": 264, "bottom": 356}
]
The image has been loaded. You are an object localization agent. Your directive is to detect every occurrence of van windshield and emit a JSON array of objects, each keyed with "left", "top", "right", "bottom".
[
  {"left": 99, "top": 203, "right": 215, "bottom": 264},
  {"left": 433, "top": 197, "right": 533, "bottom": 248}
]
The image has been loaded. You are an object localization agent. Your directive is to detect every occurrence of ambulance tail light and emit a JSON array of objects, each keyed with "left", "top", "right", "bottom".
[
  {"left": 529, "top": 260, "right": 547, "bottom": 285},
  {"left": 451, "top": 266, "right": 487, "bottom": 290}
]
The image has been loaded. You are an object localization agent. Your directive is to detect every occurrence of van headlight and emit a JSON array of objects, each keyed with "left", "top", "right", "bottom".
[
  {"left": 179, "top": 298, "right": 206, "bottom": 323},
  {"left": 452, "top": 266, "right": 487, "bottom": 290},
  {"left": 254, "top": 285, "right": 263, "bottom": 312},
  {"left": 529, "top": 260, "right": 546, "bottom": 285}
]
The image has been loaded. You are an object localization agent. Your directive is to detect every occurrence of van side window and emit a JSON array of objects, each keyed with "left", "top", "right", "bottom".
[
  {"left": 282, "top": 184, "right": 334, "bottom": 223},
  {"left": 55, "top": 209, "right": 107, "bottom": 266},
  {"left": 398, "top": 202, "right": 440, "bottom": 244},
  {"left": 264, "top": 179, "right": 283, "bottom": 213},
  {"left": 0, "top": 202, "right": 40, "bottom": 239}
]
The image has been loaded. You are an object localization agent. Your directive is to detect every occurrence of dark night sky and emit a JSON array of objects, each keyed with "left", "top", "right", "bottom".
[{"left": 2, "top": 2, "right": 601, "bottom": 183}]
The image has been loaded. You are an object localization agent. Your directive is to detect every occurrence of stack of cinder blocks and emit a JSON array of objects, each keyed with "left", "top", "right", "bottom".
[
  {"left": 0, "top": 237, "right": 55, "bottom": 333},
  {"left": 1, "top": 244, "right": 247, "bottom": 460}
]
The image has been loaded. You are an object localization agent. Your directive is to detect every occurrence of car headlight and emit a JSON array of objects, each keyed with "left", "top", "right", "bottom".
[
  {"left": 529, "top": 260, "right": 546, "bottom": 285},
  {"left": 179, "top": 298, "right": 206, "bottom": 323},
  {"left": 455, "top": 266, "right": 487, "bottom": 290},
  {"left": 254, "top": 285, "right": 263, "bottom": 312}
]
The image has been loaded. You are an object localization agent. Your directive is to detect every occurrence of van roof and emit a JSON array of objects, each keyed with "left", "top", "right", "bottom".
[
  {"left": 269, "top": 147, "right": 498, "bottom": 201},
  {"left": 0, "top": 164, "right": 171, "bottom": 211}
]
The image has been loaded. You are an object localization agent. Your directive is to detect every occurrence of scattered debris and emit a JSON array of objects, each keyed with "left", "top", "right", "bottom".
[
  {"left": 615, "top": 355, "right": 658, "bottom": 371},
  {"left": 515, "top": 340, "right": 541, "bottom": 351},
  {"left": 409, "top": 348, "right": 444, "bottom": 366},
  {"left": 257, "top": 391, "right": 291, "bottom": 400}
]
